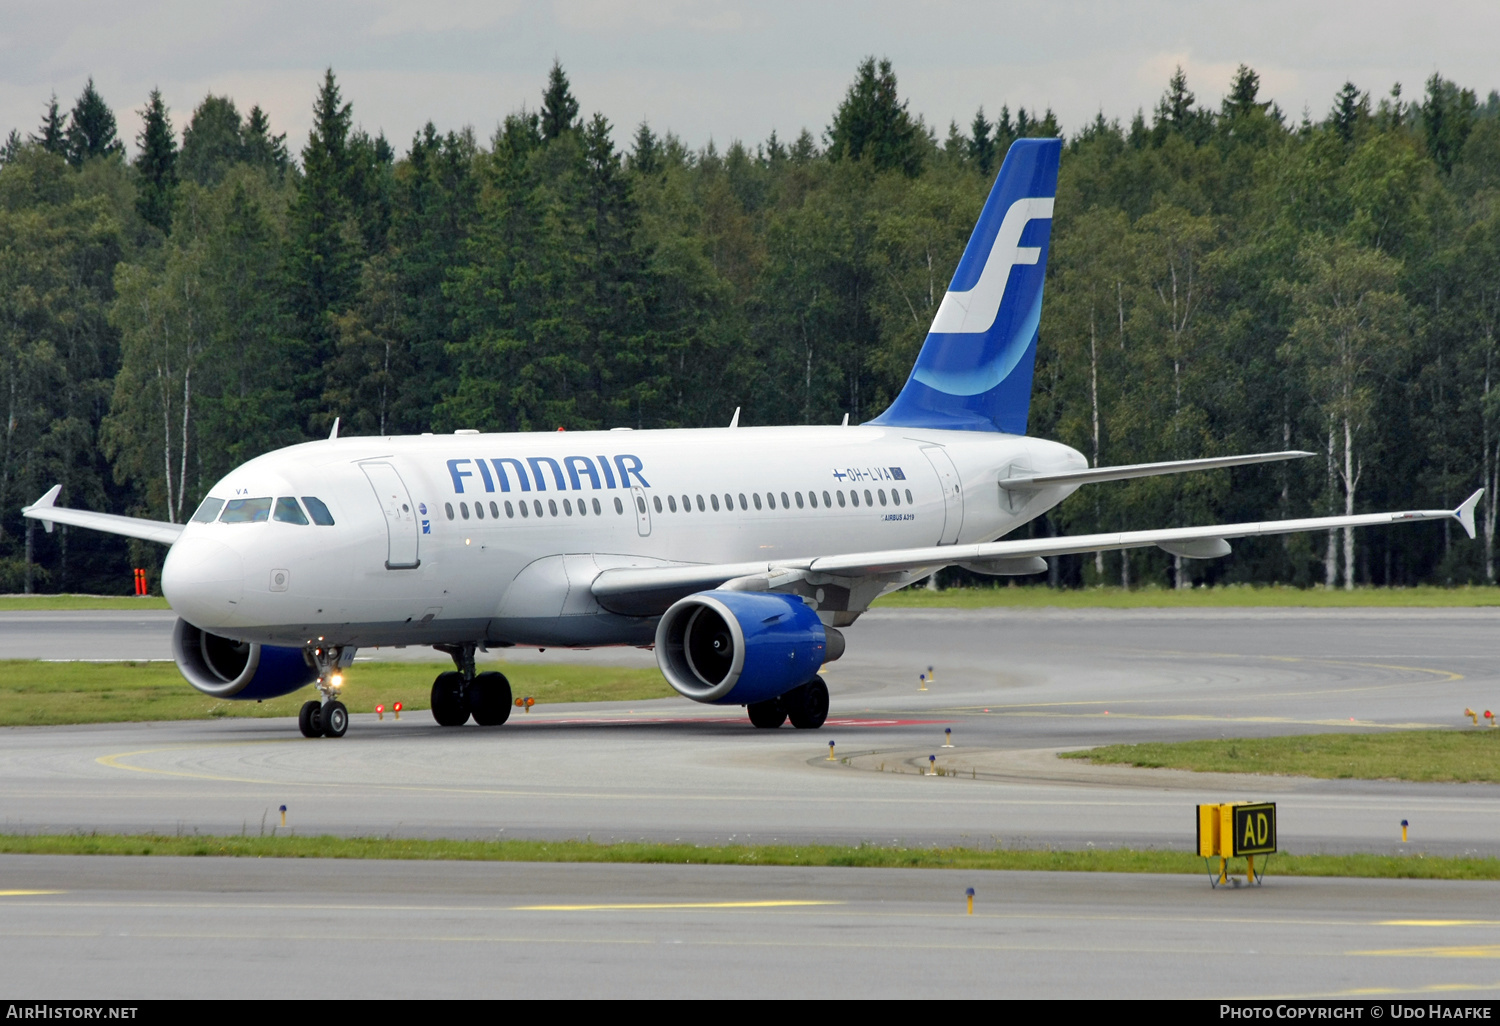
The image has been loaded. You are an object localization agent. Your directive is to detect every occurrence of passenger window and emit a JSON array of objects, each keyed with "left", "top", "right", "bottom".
[
  {"left": 739, "top": 493, "right": 748, "bottom": 510},
  {"left": 753, "top": 493, "right": 762, "bottom": 510},
  {"left": 534, "top": 500, "right": 544, "bottom": 517},
  {"left": 460, "top": 502, "right": 470, "bottom": 520},
  {"left": 505, "top": 501, "right": 515, "bottom": 518},
  {"left": 614, "top": 497, "right": 624, "bottom": 514},
  {"left": 823, "top": 491, "right": 833, "bottom": 508},
  {"left": 548, "top": 500, "right": 558, "bottom": 517},
  {"left": 852, "top": 491, "right": 861, "bottom": 507},
  {"left": 681, "top": 494, "right": 691, "bottom": 512},
  {"left": 668, "top": 495, "right": 678, "bottom": 513},
  {"left": 564, "top": 499, "right": 573, "bottom": 516},
  {"left": 445, "top": 502, "right": 455, "bottom": 521},
  {"left": 795, "top": 492, "right": 804, "bottom": 509},
  {"left": 636, "top": 496, "right": 646, "bottom": 514},
  {"left": 696, "top": 495, "right": 705, "bottom": 512},
  {"left": 864, "top": 489, "right": 873, "bottom": 506},
  {"left": 474, "top": 501, "right": 485, "bottom": 520},
  {"left": 519, "top": 501, "right": 529, "bottom": 518},
  {"left": 723, "top": 493, "right": 732, "bottom": 510},
  {"left": 490, "top": 501, "right": 500, "bottom": 518},
  {"left": 273, "top": 497, "right": 309, "bottom": 525},
  {"left": 766, "top": 492, "right": 776, "bottom": 510},
  {"left": 780, "top": 492, "right": 789, "bottom": 509},
  {"left": 302, "top": 496, "right": 335, "bottom": 526},
  {"left": 191, "top": 497, "right": 224, "bottom": 523},
  {"left": 592, "top": 498, "right": 602, "bottom": 515},
  {"left": 220, "top": 497, "right": 272, "bottom": 523},
  {"left": 837, "top": 491, "right": 846, "bottom": 508},
  {"left": 878, "top": 489, "right": 887, "bottom": 506},
  {"left": 808, "top": 491, "right": 818, "bottom": 509},
  {"left": 653, "top": 496, "right": 663, "bottom": 514},
  {"left": 577, "top": 498, "right": 587, "bottom": 516},
  {"left": 711, "top": 494, "right": 720, "bottom": 511},
  {"left": 891, "top": 490, "right": 900, "bottom": 506}
]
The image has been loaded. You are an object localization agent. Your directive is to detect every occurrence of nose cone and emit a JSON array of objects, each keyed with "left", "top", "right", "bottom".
[{"left": 162, "top": 537, "right": 244, "bottom": 627}]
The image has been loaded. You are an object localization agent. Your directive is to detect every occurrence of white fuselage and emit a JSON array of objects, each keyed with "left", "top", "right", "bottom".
[{"left": 160, "top": 425, "right": 1085, "bottom": 650}]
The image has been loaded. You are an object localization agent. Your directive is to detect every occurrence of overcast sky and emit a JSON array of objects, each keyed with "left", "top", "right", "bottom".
[{"left": 3, "top": 1, "right": 1497, "bottom": 159}]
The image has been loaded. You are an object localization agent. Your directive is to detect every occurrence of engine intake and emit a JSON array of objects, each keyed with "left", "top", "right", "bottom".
[
  {"left": 655, "top": 591, "right": 830, "bottom": 705},
  {"left": 172, "top": 618, "right": 318, "bottom": 700}
]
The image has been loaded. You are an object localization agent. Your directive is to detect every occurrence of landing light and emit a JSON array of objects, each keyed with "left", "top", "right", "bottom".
[{"left": 330, "top": 673, "right": 344, "bottom": 690}]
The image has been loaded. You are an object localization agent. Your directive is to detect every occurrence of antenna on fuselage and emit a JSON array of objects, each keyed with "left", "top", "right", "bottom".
[
  {"left": 841, "top": 413, "right": 849, "bottom": 427},
  {"left": 728, "top": 407, "right": 740, "bottom": 428},
  {"left": 328, "top": 417, "right": 340, "bottom": 441}
]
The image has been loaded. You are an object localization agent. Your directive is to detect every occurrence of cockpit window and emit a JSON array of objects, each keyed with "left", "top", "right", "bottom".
[
  {"left": 301, "top": 496, "right": 335, "bottom": 526},
  {"left": 190, "top": 497, "right": 224, "bottom": 523},
  {"left": 273, "top": 497, "right": 309, "bottom": 525},
  {"left": 219, "top": 497, "right": 272, "bottom": 523}
]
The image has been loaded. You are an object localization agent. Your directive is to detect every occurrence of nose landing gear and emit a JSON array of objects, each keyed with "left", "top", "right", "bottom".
[
  {"left": 299, "top": 644, "right": 352, "bottom": 738},
  {"left": 431, "top": 642, "right": 513, "bottom": 727}
]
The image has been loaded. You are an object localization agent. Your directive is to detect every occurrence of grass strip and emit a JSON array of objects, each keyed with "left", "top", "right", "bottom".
[
  {"left": 0, "top": 834, "right": 1495, "bottom": 879},
  {"left": 875, "top": 583, "right": 1500, "bottom": 609},
  {"left": 1063, "top": 729, "right": 1500, "bottom": 783},
  {"left": 0, "top": 659, "right": 672, "bottom": 727},
  {"left": 0, "top": 594, "right": 170, "bottom": 611}
]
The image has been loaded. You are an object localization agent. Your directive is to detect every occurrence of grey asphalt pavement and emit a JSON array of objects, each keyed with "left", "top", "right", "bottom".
[
  {"left": 1, "top": 855, "right": 1498, "bottom": 999},
  {"left": 4, "top": 606, "right": 1500, "bottom": 998}
]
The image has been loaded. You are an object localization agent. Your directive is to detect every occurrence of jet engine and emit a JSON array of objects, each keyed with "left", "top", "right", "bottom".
[
  {"left": 172, "top": 618, "right": 318, "bottom": 700},
  {"left": 654, "top": 591, "right": 835, "bottom": 705}
]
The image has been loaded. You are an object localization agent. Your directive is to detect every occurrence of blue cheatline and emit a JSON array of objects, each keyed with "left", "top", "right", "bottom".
[{"left": 869, "top": 137, "right": 1061, "bottom": 435}]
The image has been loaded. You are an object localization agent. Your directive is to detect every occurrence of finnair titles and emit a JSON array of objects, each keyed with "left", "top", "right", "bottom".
[{"left": 25, "top": 138, "right": 1481, "bottom": 739}]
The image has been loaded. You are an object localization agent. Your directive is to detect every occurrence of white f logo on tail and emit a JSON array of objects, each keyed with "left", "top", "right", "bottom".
[{"left": 928, "top": 197, "right": 1054, "bottom": 335}]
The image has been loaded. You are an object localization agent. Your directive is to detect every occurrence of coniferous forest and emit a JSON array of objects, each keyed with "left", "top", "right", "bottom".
[{"left": 3, "top": 59, "right": 1500, "bottom": 594}]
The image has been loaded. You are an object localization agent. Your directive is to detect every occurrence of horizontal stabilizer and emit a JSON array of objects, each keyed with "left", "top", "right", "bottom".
[
  {"left": 1001, "top": 450, "right": 1313, "bottom": 490},
  {"left": 22, "top": 486, "right": 184, "bottom": 545}
]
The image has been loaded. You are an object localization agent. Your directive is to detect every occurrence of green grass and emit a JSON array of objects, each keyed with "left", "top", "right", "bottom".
[
  {"left": 0, "top": 659, "right": 672, "bottom": 727},
  {"left": 1064, "top": 729, "right": 1500, "bottom": 782},
  {"left": 0, "top": 833, "right": 1494, "bottom": 879},
  {"left": 874, "top": 583, "right": 1500, "bottom": 609},
  {"left": 0, "top": 594, "right": 170, "bottom": 610}
]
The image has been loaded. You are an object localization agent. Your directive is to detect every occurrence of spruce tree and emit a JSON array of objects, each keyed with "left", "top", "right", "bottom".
[
  {"left": 825, "top": 56, "right": 923, "bottom": 176},
  {"left": 1330, "top": 81, "right": 1368, "bottom": 145},
  {"left": 65, "top": 79, "right": 122, "bottom": 165},
  {"left": 32, "top": 94, "right": 66, "bottom": 155},
  {"left": 242, "top": 105, "right": 290, "bottom": 174},
  {"left": 630, "top": 121, "right": 661, "bottom": 175},
  {"left": 1223, "top": 64, "right": 1265, "bottom": 119},
  {"left": 0, "top": 129, "right": 21, "bottom": 164},
  {"left": 968, "top": 107, "right": 995, "bottom": 174},
  {"left": 134, "top": 89, "right": 177, "bottom": 233},
  {"left": 540, "top": 60, "right": 579, "bottom": 140},
  {"left": 286, "top": 68, "right": 360, "bottom": 420}
]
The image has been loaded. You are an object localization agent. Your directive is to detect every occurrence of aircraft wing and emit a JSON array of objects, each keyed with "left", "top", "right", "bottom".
[
  {"left": 591, "top": 490, "right": 1482, "bottom": 616},
  {"left": 1000, "top": 450, "right": 1313, "bottom": 490},
  {"left": 21, "top": 485, "right": 184, "bottom": 545}
]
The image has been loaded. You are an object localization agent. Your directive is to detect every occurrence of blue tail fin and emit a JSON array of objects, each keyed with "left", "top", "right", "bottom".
[{"left": 870, "top": 137, "right": 1061, "bottom": 434}]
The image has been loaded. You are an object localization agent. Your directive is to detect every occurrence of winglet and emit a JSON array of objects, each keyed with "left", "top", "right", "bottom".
[
  {"left": 25, "top": 484, "right": 62, "bottom": 533},
  {"left": 329, "top": 416, "right": 340, "bottom": 441},
  {"left": 1456, "top": 489, "right": 1483, "bottom": 540},
  {"left": 728, "top": 407, "right": 740, "bottom": 429}
]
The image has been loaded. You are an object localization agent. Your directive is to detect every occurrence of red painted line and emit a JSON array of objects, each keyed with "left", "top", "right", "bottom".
[{"left": 512, "top": 716, "right": 950, "bottom": 727}]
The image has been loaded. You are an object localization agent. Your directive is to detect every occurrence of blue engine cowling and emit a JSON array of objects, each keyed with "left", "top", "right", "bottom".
[
  {"left": 654, "top": 591, "right": 827, "bottom": 705},
  {"left": 172, "top": 618, "right": 318, "bottom": 700}
]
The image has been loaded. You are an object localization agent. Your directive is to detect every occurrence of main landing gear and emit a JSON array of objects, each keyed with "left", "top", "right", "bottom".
[
  {"left": 430, "top": 642, "right": 513, "bottom": 727},
  {"left": 747, "top": 675, "right": 829, "bottom": 730},
  {"left": 299, "top": 644, "right": 351, "bottom": 738}
]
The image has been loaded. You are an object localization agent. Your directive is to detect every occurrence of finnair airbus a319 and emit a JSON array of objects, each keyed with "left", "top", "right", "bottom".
[{"left": 24, "top": 138, "right": 1481, "bottom": 738}]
